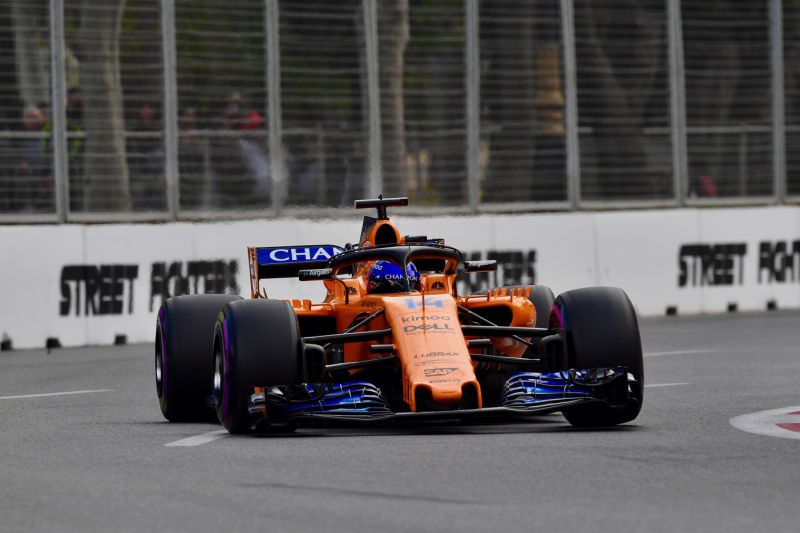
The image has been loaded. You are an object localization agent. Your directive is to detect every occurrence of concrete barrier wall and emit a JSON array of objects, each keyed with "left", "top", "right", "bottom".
[{"left": 1, "top": 207, "right": 798, "bottom": 349}]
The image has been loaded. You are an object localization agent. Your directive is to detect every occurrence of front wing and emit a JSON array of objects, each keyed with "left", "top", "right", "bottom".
[{"left": 247, "top": 368, "right": 637, "bottom": 427}]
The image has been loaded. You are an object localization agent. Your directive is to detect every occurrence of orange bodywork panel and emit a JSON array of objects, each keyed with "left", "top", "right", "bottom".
[{"left": 461, "top": 289, "right": 537, "bottom": 357}]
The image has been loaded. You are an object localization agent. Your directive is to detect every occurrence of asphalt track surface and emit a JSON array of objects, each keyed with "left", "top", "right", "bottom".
[{"left": 1, "top": 311, "right": 799, "bottom": 533}]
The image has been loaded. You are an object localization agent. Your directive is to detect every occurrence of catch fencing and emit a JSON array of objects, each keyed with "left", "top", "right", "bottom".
[{"left": 1, "top": 0, "right": 799, "bottom": 222}]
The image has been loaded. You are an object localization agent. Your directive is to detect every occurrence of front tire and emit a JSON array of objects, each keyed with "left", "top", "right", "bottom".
[
  {"left": 156, "top": 294, "right": 242, "bottom": 422},
  {"left": 552, "top": 287, "right": 644, "bottom": 427},
  {"left": 213, "top": 299, "right": 303, "bottom": 434}
]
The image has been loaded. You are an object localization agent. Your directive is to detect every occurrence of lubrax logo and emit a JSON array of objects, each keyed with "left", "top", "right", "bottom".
[
  {"left": 403, "top": 323, "right": 454, "bottom": 333},
  {"left": 424, "top": 367, "right": 457, "bottom": 377},
  {"left": 401, "top": 315, "right": 450, "bottom": 323},
  {"left": 414, "top": 351, "right": 459, "bottom": 359}
]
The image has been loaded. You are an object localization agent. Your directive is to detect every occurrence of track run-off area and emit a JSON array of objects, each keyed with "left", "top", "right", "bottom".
[{"left": 1, "top": 311, "right": 798, "bottom": 533}]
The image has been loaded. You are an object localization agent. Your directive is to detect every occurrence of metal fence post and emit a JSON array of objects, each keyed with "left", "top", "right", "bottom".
[
  {"left": 50, "top": 0, "right": 68, "bottom": 222},
  {"left": 668, "top": 0, "right": 688, "bottom": 206},
  {"left": 464, "top": 0, "right": 480, "bottom": 212},
  {"left": 161, "top": 0, "right": 179, "bottom": 219},
  {"left": 560, "top": 0, "right": 580, "bottom": 209},
  {"left": 362, "top": 0, "right": 383, "bottom": 199},
  {"left": 266, "top": 0, "right": 286, "bottom": 214},
  {"left": 770, "top": 0, "right": 786, "bottom": 204}
]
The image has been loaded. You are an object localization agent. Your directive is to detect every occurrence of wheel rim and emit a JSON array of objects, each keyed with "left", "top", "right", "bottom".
[
  {"left": 155, "top": 333, "right": 164, "bottom": 397},
  {"left": 213, "top": 340, "right": 224, "bottom": 412}
]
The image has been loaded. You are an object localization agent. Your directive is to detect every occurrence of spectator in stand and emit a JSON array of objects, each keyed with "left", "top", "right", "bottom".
[
  {"left": 213, "top": 93, "right": 244, "bottom": 205},
  {"left": 18, "top": 104, "right": 51, "bottom": 211},
  {"left": 288, "top": 141, "right": 321, "bottom": 205},
  {"left": 210, "top": 91, "right": 269, "bottom": 206},
  {"left": 221, "top": 91, "right": 260, "bottom": 131},
  {"left": 66, "top": 88, "right": 85, "bottom": 210},
  {"left": 0, "top": 103, "right": 18, "bottom": 211},
  {"left": 688, "top": 168, "right": 718, "bottom": 199},
  {"left": 37, "top": 101, "right": 53, "bottom": 180},
  {"left": 66, "top": 89, "right": 84, "bottom": 164},
  {"left": 127, "top": 100, "right": 165, "bottom": 210},
  {"left": 233, "top": 100, "right": 270, "bottom": 202},
  {"left": 178, "top": 105, "right": 207, "bottom": 209}
]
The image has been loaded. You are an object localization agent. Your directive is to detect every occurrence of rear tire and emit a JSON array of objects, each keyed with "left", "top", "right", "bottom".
[
  {"left": 527, "top": 285, "right": 556, "bottom": 328},
  {"left": 213, "top": 299, "right": 303, "bottom": 434},
  {"left": 551, "top": 287, "right": 644, "bottom": 427},
  {"left": 156, "top": 294, "right": 242, "bottom": 422}
]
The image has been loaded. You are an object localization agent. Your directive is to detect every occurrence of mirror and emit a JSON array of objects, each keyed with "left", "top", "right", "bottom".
[
  {"left": 298, "top": 268, "right": 333, "bottom": 281},
  {"left": 463, "top": 260, "right": 497, "bottom": 273}
]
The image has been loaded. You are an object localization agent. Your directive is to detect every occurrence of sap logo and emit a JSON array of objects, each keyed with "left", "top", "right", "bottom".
[
  {"left": 403, "top": 297, "right": 446, "bottom": 310},
  {"left": 401, "top": 314, "right": 450, "bottom": 323},
  {"left": 403, "top": 323, "right": 454, "bottom": 333},
  {"left": 424, "top": 367, "right": 457, "bottom": 377},
  {"left": 415, "top": 351, "right": 459, "bottom": 359},
  {"left": 258, "top": 246, "right": 343, "bottom": 264}
]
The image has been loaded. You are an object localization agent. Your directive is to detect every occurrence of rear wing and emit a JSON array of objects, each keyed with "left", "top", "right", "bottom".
[{"left": 248, "top": 245, "right": 343, "bottom": 297}]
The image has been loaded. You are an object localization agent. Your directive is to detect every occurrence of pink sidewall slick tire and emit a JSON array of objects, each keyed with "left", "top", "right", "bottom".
[
  {"left": 213, "top": 299, "right": 303, "bottom": 434},
  {"left": 156, "top": 294, "right": 241, "bottom": 422}
]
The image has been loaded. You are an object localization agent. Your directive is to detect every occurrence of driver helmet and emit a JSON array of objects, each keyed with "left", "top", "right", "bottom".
[{"left": 367, "top": 260, "right": 420, "bottom": 294}]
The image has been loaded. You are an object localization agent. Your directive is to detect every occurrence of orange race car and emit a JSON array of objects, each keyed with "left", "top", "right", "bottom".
[{"left": 155, "top": 196, "right": 644, "bottom": 433}]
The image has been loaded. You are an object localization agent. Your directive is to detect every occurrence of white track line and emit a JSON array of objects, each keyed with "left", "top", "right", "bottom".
[
  {"left": 645, "top": 349, "right": 719, "bottom": 357},
  {"left": 0, "top": 389, "right": 114, "bottom": 400},
  {"left": 165, "top": 430, "right": 229, "bottom": 447},
  {"left": 645, "top": 382, "right": 691, "bottom": 388}
]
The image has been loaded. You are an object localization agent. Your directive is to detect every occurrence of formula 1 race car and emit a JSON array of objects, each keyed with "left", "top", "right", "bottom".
[{"left": 155, "top": 196, "right": 643, "bottom": 433}]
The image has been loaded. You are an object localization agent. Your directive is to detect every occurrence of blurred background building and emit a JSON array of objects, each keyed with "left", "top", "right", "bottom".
[{"left": 0, "top": 0, "right": 798, "bottom": 222}]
